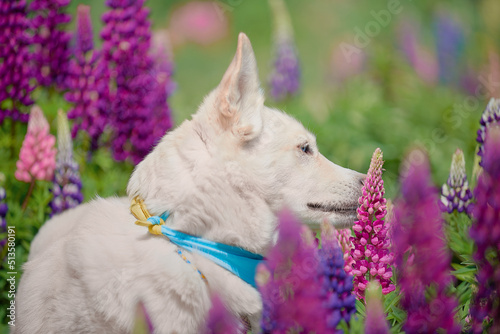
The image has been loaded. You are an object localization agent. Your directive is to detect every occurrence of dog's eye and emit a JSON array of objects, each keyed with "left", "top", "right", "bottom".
[{"left": 299, "top": 143, "right": 312, "bottom": 155}]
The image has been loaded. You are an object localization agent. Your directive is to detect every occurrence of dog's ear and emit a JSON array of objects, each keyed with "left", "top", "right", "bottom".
[{"left": 215, "top": 32, "right": 263, "bottom": 141}]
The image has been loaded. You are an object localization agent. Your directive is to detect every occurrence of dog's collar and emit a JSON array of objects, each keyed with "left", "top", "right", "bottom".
[{"left": 130, "top": 197, "right": 264, "bottom": 288}]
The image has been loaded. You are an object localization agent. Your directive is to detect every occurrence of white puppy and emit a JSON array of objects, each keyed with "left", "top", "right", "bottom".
[{"left": 15, "top": 33, "right": 364, "bottom": 333}]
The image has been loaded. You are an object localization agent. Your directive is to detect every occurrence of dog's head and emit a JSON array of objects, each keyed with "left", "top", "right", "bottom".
[{"left": 128, "top": 33, "right": 364, "bottom": 251}]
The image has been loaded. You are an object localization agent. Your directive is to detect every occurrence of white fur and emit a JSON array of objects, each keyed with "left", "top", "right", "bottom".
[{"left": 15, "top": 33, "right": 364, "bottom": 334}]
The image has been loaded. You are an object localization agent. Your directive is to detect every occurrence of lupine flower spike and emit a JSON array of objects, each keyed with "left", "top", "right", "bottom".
[
  {"left": 334, "top": 228, "right": 354, "bottom": 275},
  {"left": 434, "top": 12, "right": 465, "bottom": 86},
  {"left": 440, "top": 148, "right": 473, "bottom": 215},
  {"left": 66, "top": 4, "right": 106, "bottom": 149},
  {"left": 364, "top": 281, "right": 390, "bottom": 334},
  {"left": 319, "top": 221, "right": 356, "bottom": 332},
  {"left": 268, "top": 0, "right": 300, "bottom": 101},
  {"left": 15, "top": 105, "right": 56, "bottom": 210},
  {"left": 259, "top": 210, "right": 328, "bottom": 333},
  {"left": 101, "top": 0, "right": 173, "bottom": 164},
  {"left": 350, "top": 148, "right": 394, "bottom": 299},
  {"left": 49, "top": 110, "right": 83, "bottom": 216},
  {"left": 204, "top": 294, "right": 242, "bottom": 334},
  {"left": 0, "top": 0, "right": 35, "bottom": 123},
  {"left": 392, "top": 149, "right": 460, "bottom": 333},
  {"left": 30, "top": 0, "right": 71, "bottom": 88},
  {"left": 469, "top": 127, "right": 500, "bottom": 333},
  {"left": 476, "top": 98, "right": 500, "bottom": 167}
]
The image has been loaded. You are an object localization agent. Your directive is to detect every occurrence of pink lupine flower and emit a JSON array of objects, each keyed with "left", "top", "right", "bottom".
[
  {"left": 15, "top": 105, "right": 56, "bottom": 183},
  {"left": 334, "top": 228, "right": 354, "bottom": 275},
  {"left": 349, "top": 148, "right": 395, "bottom": 299},
  {"left": 169, "top": 1, "right": 229, "bottom": 47}
]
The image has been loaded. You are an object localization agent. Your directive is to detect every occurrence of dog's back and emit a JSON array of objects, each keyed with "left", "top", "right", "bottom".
[{"left": 15, "top": 197, "right": 210, "bottom": 333}]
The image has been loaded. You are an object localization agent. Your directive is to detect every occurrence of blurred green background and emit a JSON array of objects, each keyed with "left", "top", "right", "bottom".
[{"left": 62, "top": 0, "right": 497, "bottom": 198}]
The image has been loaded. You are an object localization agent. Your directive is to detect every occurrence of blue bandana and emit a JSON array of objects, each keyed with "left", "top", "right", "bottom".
[{"left": 147, "top": 213, "right": 265, "bottom": 288}]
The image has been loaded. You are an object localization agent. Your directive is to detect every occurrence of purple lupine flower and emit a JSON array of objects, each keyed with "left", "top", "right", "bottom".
[
  {"left": 100, "top": 0, "right": 173, "bottom": 164},
  {"left": 65, "top": 5, "right": 107, "bottom": 150},
  {"left": 204, "top": 294, "right": 243, "bottom": 334},
  {"left": 398, "top": 20, "right": 438, "bottom": 85},
  {"left": 434, "top": 12, "right": 465, "bottom": 85},
  {"left": 392, "top": 150, "right": 460, "bottom": 334},
  {"left": 146, "top": 32, "right": 174, "bottom": 143},
  {"left": 29, "top": 0, "right": 71, "bottom": 88},
  {"left": 259, "top": 210, "right": 328, "bottom": 333},
  {"left": 49, "top": 110, "right": 83, "bottom": 216},
  {"left": 469, "top": 128, "right": 500, "bottom": 333},
  {"left": 440, "top": 148, "right": 473, "bottom": 215},
  {"left": 365, "top": 282, "right": 390, "bottom": 334},
  {"left": 0, "top": 0, "right": 35, "bottom": 123},
  {"left": 349, "top": 148, "right": 394, "bottom": 300},
  {"left": 74, "top": 4, "right": 93, "bottom": 55},
  {"left": 268, "top": 0, "right": 300, "bottom": 101},
  {"left": 476, "top": 98, "right": 500, "bottom": 166},
  {"left": 319, "top": 222, "right": 356, "bottom": 332},
  {"left": 0, "top": 181, "right": 8, "bottom": 253}
]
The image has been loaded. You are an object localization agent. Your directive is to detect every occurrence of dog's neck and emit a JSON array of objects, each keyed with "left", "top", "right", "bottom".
[{"left": 127, "top": 120, "right": 278, "bottom": 255}]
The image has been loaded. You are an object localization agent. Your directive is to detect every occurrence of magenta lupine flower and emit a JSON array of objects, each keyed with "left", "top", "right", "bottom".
[
  {"left": 392, "top": 150, "right": 460, "bottom": 334},
  {"left": 350, "top": 148, "right": 394, "bottom": 300},
  {"left": 65, "top": 5, "right": 107, "bottom": 150},
  {"left": 29, "top": 0, "right": 71, "bottom": 88},
  {"left": 259, "top": 210, "right": 328, "bottom": 333},
  {"left": 0, "top": 182, "right": 7, "bottom": 253},
  {"left": 434, "top": 12, "right": 465, "bottom": 85},
  {"left": 365, "top": 282, "right": 390, "bottom": 334},
  {"left": 440, "top": 148, "right": 473, "bottom": 215},
  {"left": 469, "top": 128, "right": 500, "bottom": 333},
  {"left": 476, "top": 98, "right": 500, "bottom": 166},
  {"left": 319, "top": 222, "right": 356, "bottom": 331},
  {"left": 0, "top": 0, "right": 35, "bottom": 123},
  {"left": 100, "top": 0, "right": 173, "bottom": 164},
  {"left": 204, "top": 294, "right": 242, "bottom": 334},
  {"left": 268, "top": 0, "right": 300, "bottom": 101},
  {"left": 49, "top": 110, "right": 83, "bottom": 216},
  {"left": 334, "top": 228, "right": 354, "bottom": 275},
  {"left": 15, "top": 105, "right": 56, "bottom": 182}
]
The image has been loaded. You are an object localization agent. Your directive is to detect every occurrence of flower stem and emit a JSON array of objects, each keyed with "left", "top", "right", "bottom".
[
  {"left": 10, "top": 120, "right": 16, "bottom": 159},
  {"left": 21, "top": 179, "right": 36, "bottom": 211}
]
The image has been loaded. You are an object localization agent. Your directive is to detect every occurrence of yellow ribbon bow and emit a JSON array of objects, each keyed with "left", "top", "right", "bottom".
[{"left": 130, "top": 196, "right": 164, "bottom": 235}]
